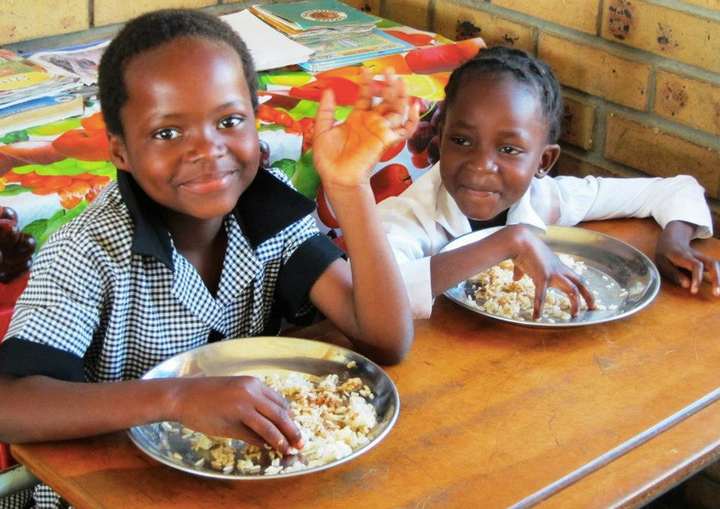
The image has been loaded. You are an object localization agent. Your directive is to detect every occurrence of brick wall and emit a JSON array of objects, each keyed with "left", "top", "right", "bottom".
[
  {"left": 430, "top": 0, "right": 720, "bottom": 237},
  {"left": 2, "top": 0, "right": 719, "bottom": 237}
]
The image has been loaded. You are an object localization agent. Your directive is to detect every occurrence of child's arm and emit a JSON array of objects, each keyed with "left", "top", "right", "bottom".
[
  {"left": 535, "top": 174, "right": 719, "bottom": 295},
  {"left": 0, "top": 371, "right": 302, "bottom": 451},
  {"left": 655, "top": 220, "right": 720, "bottom": 296},
  {"left": 430, "top": 225, "right": 596, "bottom": 320},
  {"left": 307, "top": 70, "right": 418, "bottom": 365}
]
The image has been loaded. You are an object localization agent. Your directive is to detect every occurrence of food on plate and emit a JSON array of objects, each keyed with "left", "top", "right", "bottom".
[
  {"left": 464, "top": 254, "right": 608, "bottom": 322},
  {"left": 160, "top": 372, "right": 377, "bottom": 476}
]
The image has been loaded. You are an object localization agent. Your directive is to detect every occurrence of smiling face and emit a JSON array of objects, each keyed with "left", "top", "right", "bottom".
[
  {"left": 439, "top": 73, "right": 560, "bottom": 222},
  {"left": 108, "top": 37, "right": 260, "bottom": 222}
]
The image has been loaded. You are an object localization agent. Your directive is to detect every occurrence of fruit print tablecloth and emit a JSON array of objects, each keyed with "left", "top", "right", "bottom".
[{"left": 0, "top": 26, "right": 485, "bottom": 331}]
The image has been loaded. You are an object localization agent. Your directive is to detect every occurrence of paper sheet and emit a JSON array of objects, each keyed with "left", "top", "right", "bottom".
[{"left": 220, "top": 10, "right": 314, "bottom": 71}]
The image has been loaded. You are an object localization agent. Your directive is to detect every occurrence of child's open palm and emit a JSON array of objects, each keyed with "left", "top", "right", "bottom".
[{"left": 313, "top": 69, "right": 419, "bottom": 191}]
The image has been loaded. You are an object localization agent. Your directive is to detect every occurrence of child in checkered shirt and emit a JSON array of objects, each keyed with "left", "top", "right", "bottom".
[{"left": 0, "top": 8, "right": 416, "bottom": 461}]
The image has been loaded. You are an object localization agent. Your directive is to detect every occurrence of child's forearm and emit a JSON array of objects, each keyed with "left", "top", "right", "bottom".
[
  {"left": 325, "top": 183, "right": 413, "bottom": 363},
  {"left": 0, "top": 373, "right": 179, "bottom": 443},
  {"left": 429, "top": 225, "right": 532, "bottom": 297}
]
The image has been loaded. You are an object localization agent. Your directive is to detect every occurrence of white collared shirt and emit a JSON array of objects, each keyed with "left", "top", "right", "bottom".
[{"left": 378, "top": 163, "right": 713, "bottom": 318}]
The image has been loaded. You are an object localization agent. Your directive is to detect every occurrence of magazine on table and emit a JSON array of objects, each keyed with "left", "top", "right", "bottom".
[
  {"left": 23, "top": 39, "right": 110, "bottom": 86},
  {"left": 250, "top": 0, "right": 379, "bottom": 40},
  {"left": 0, "top": 93, "right": 83, "bottom": 135},
  {"left": 0, "top": 46, "right": 80, "bottom": 108},
  {"left": 297, "top": 29, "right": 414, "bottom": 72}
]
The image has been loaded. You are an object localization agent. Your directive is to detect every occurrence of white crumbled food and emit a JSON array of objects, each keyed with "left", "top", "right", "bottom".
[
  {"left": 464, "top": 255, "right": 606, "bottom": 322},
  {"left": 165, "top": 372, "right": 377, "bottom": 476}
]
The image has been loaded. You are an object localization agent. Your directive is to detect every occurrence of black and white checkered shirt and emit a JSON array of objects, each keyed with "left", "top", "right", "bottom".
[{"left": 0, "top": 167, "right": 342, "bottom": 509}]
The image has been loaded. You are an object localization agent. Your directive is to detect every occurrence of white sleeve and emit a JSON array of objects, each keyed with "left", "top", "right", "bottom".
[
  {"left": 378, "top": 199, "right": 436, "bottom": 319},
  {"left": 549, "top": 175, "right": 713, "bottom": 239}
]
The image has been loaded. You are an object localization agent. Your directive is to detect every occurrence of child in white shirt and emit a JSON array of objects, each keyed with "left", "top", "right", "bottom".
[{"left": 379, "top": 45, "right": 719, "bottom": 319}]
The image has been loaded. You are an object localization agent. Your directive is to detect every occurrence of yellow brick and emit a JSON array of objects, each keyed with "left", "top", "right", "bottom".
[
  {"left": 383, "top": 0, "right": 430, "bottom": 31},
  {"left": 94, "top": 0, "right": 216, "bottom": 27},
  {"left": 560, "top": 96, "right": 596, "bottom": 150},
  {"left": 493, "top": 0, "right": 599, "bottom": 35},
  {"left": 601, "top": 0, "right": 720, "bottom": 72},
  {"left": 340, "top": 0, "right": 381, "bottom": 15},
  {"left": 539, "top": 33, "right": 650, "bottom": 110},
  {"left": 433, "top": 3, "right": 533, "bottom": 52},
  {"left": 604, "top": 114, "right": 720, "bottom": 198},
  {"left": 554, "top": 152, "right": 622, "bottom": 178},
  {"left": 655, "top": 69, "right": 720, "bottom": 137},
  {"left": 0, "top": 0, "right": 88, "bottom": 44},
  {"left": 678, "top": 0, "right": 720, "bottom": 12}
]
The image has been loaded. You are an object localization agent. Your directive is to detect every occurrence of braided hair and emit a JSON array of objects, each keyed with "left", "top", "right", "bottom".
[
  {"left": 443, "top": 46, "right": 563, "bottom": 143},
  {"left": 99, "top": 8, "right": 258, "bottom": 136}
]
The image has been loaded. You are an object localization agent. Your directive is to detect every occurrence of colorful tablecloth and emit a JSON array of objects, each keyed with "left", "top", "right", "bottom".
[{"left": 0, "top": 22, "right": 484, "bottom": 470}]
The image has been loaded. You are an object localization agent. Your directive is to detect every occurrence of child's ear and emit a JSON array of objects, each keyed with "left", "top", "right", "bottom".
[
  {"left": 108, "top": 133, "right": 129, "bottom": 171},
  {"left": 535, "top": 144, "right": 561, "bottom": 178}
]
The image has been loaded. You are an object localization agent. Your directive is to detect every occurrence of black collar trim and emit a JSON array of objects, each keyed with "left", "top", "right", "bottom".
[{"left": 117, "top": 168, "right": 316, "bottom": 269}]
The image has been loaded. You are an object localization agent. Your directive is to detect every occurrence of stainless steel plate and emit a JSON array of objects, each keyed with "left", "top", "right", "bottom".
[
  {"left": 440, "top": 226, "right": 660, "bottom": 327},
  {"left": 128, "top": 336, "right": 399, "bottom": 479}
]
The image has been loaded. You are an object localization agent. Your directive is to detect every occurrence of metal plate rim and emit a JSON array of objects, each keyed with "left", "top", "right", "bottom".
[
  {"left": 127, "top": 336, "right": 400, "bottom": 480},
  {"left": 439, "top": 225, "right": 661, "bottom": 328}
]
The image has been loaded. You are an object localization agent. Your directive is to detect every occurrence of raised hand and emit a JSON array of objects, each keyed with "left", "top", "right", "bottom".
[
  {"left": 312, "top": 68, "right": 419, "bottom": 191},
  {"left": 655, "top": 220, "right": 720, "bottom": 296},
  {"left": 175, "top": 376, "right": 303, "bottom": 453}
]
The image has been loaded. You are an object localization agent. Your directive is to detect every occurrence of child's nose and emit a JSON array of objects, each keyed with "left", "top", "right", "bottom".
[
  {"left": 187, "top": 130, "right": 228, "bottom": 162},
  {"left": 473, "top": 151, "right": 499, "bottom": 173}
]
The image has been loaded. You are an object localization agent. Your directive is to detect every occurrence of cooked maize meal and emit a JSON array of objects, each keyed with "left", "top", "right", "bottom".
[
  {"left": 161, "top": 372, "right": 377, "bottom": 475},
  {"left": 464, "top": 254, "right": 606, "bottom": 322}
]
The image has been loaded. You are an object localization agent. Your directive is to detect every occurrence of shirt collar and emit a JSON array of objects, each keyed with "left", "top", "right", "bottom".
[
  {"left": 433, "top": 170, "right": 548, "bottom": 237},
  {"left": 506, "top": 183, "right": 547, "bottom": 232},
  {"left": 117, "top": 168, "right": 316, "bottom": 270}
]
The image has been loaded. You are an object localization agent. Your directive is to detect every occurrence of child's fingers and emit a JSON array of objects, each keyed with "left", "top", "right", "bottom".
[
  {"left": 355, "top": 69, "right": 374, "bottom": 111},
  {"left": 533, "top": 282, "right": 547, "bottom": 321},
  {"left": 695, "top": 253, "right": 720, "bottom": 296},
  {"left": 254, "top": 399, "right": 303, "bottom": 452},
  {"left": 259, "top": 384, "right": 290, "bottom": 410},
  {"left": 314, "top": 88, "right": 337, "bottom": 139},
  {"left": 708, "top": 259, "right": 720, "bottom": 296},
  {"left": 567, "top": 272, "right": 596, "bottom": 310},
  {"left": 394, "top": 100, "right": 421, "bottom": 140}
]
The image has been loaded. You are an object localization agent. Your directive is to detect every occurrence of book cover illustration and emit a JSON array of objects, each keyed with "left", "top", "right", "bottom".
[
  {"left": 0, "top": 48, "right": 51, "bottom": 92},
  {"left": 251, "top": 0, "right": 379, "bottom": 32},
  {"left": 0, "top": 93, "right": 84, "bottom": 134}
]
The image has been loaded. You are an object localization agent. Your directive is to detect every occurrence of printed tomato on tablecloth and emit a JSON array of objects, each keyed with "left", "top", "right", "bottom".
[{"left": 0, "top": 108, "right": 114, "bottom": 258}]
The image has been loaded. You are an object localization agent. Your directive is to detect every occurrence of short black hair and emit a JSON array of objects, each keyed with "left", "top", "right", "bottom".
[
  {"left": 443, "top": 46, "right": 563, "bottom": 143},
  {"left": 98, "top": 8, "right": 258, "bottom": 136}
]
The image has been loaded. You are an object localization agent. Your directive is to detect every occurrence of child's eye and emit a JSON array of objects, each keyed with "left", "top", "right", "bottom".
[
  {"left": 218, "top": 115, "right": 244, "bottom": 129},
  {"left": 152, "top": 128, "right": 181, "bottom": 140},
  {"left": 499, "top": 146, "right": 521, "bottom": 155},
  {"left": 450, "top": 136, "right": 470, "bottom": 147}
]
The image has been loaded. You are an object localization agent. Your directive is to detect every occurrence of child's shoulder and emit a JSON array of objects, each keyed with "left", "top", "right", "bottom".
[{"left": 36, "top": 181, "right": 134, "bottom": 262}]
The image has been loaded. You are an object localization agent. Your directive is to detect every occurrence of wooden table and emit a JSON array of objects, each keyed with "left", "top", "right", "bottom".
[{"left": 12, "top": 219, "right": 720, "bottom": 508}]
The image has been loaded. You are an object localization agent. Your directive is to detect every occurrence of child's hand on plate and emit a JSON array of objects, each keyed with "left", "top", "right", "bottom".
[
  {"left": 504, "top": 225, "right": 597, "bottom": 320},
  {"left": 174, "top": 376, "right": 302, "bottom": 453}
]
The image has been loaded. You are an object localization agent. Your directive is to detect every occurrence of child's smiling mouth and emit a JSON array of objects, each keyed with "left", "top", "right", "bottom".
[
  {"left": 180, "top": 170, "right": 239, "bottom": 194},
  {"left": 459, "top": 183, "right": 499, "bottom": 198}
]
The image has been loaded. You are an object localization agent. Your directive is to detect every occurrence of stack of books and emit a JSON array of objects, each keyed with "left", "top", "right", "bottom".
[
  {"left": 249, "top": 0, "right": 414, "bottom": 72},
  {"left": 298, "top": 29, "right": 414, "bottom": 72},
  {"left": 0, "top": 47, "right": 83, "bottom": 135},
  {"left": 250, "top": 0, "right": 380, "bottom": 43}
]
